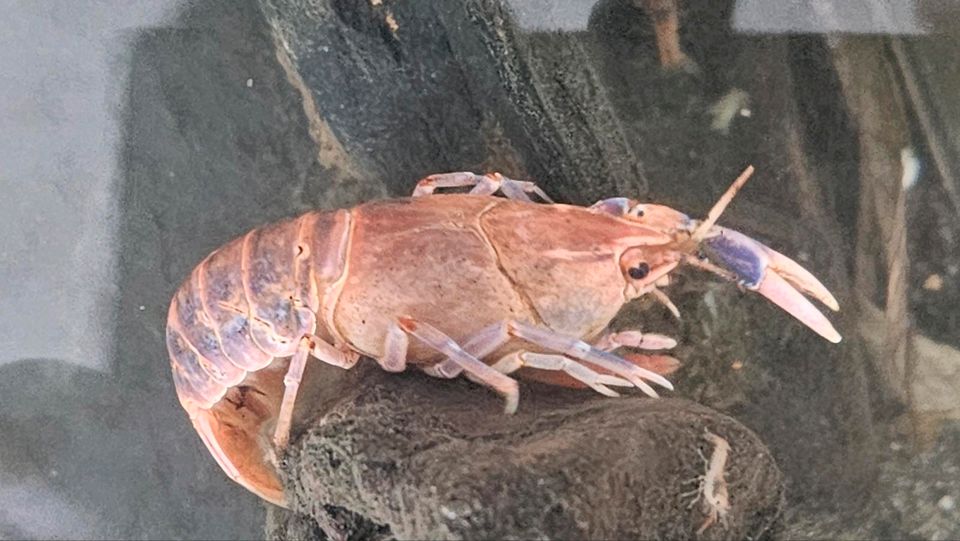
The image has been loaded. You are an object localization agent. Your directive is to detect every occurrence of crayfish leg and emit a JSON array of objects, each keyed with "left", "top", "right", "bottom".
[
  {"left": 411, "top": 171, "right": 554, "bottom": 202},
  {"left": 398, "top": 317, "right": 520, "bottom": 414},
  {"left": 505, "top": 321, "right": 673, "bottom": 396},
  {"left": 509, "top": 352, "right": 680, "bottom": 392},
  {"left": 418, "top": 320, "right": 678, "bottom": 405},
  {"left": 594, "top": 330, "right": 678, "bottom": 351},
  {"left": 273, "top": 335, "right": 359, "bottom": 450},
  {"left": 491, "top": 351, "right": 630, "bottom": 397},
  {"left": 420, "top": 321, "right": 515, "bottom": 380}
]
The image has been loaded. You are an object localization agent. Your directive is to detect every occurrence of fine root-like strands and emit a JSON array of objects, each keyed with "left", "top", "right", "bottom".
[{"left": 683, "top": 429, "right": 731, "bottom": 535}]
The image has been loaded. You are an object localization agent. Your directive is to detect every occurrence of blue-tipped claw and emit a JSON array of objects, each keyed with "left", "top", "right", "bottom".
[{"left": 701, "top": 226, "right": 841, "bottom": 343}]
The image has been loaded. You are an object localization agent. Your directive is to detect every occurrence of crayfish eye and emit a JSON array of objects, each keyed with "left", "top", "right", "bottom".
[
  {"left": 628, "top": 262, "right": 650, "bottom": 280},
  {"left": 628, "top": 205, "right": 646, "bottom": 218}
]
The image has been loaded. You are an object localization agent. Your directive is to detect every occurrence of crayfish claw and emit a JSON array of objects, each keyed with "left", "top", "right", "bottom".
[
  {"left": 700, "top": 227, "right": 841, "bottom": 343},
  {"left": 755, "top": 271, "right": 842, "bottom": 343},
  {"left": 763, "top": 245, "right": 840, "bottom": 312}
]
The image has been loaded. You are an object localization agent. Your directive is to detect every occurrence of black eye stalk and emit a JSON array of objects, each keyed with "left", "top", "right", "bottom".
[{"left": 628, "top": 263, "right": 650, "bottom": 280}]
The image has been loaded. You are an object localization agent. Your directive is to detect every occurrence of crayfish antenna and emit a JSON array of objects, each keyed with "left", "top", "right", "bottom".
[{"left": 690, "top": 165, "right": 755, "bottom": 243}]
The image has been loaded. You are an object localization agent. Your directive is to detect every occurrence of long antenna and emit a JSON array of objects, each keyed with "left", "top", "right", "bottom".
[{"left": 690, "top": 165, "right": 755, "bottom": 243}]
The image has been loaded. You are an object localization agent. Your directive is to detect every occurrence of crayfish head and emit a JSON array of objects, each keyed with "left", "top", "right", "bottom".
[
  {"left": 592, "top": 197, "right": 695, "bottom": 238},
  {"left": 591, "top": 198, "right": 705, "bottom": 301},
  {"left": 597, "top": 166, "right": 842, "bottom": 343},
  {"left": 588, "top": 199, "right": 692, "bottom": 296}
]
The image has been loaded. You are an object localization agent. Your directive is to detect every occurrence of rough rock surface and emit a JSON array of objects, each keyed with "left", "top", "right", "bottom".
[
  {"left": 258, "top": 0, "right": 646, "bottom": 202},
  {"left": 267, "top": 369, "right": 784, "bottom": 540}
]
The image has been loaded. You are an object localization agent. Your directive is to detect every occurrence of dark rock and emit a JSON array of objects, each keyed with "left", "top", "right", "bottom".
[
  {"left": 259, "top": 0, "right": 645, "bottom": 203},
  {"left": 269, "top": 371, "right": 784, "bottom": 540}
]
